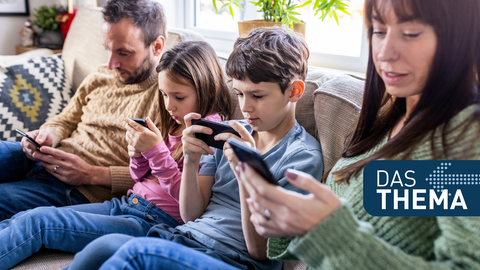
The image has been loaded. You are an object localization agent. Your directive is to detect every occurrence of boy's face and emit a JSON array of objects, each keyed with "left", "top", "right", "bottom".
[{"left": 233, "top": 78, "right": 293, "bottom": 132}]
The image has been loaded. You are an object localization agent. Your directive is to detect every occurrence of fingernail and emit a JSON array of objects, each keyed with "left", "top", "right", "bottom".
[
  {"left": 285, "top": 169, "right": 298, "bottom": 180},
  {"left": 214, "top": 135, "right": 218, "bottom": 140}
]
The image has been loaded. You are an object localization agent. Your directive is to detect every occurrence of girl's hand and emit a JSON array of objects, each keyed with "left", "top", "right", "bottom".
[
  {"left": 125, "top": 117, "right": 163, "bottom": 153},
  {"left": 216, "top": 121, "right": 255, "bottom": 171},
  {"left": 182, "top": 113, "right": 215, "bottom": 164},
  {"left": 236, "top": 164, "right": 341, "bottom": 238},
  {"left": 127, "top": 144, "right": 142, "bottom": 158}
]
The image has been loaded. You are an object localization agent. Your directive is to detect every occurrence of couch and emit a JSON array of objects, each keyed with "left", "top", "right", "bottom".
[{"left": 2, "top": 6, "right": 365, "bottom": 270}]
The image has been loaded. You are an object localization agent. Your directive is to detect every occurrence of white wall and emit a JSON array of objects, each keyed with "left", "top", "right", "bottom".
[{"left": 0, "top": 0, "right": 59, "bottom": 55}]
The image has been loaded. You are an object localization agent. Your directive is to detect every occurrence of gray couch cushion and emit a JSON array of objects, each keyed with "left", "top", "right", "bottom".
[{"left": 314, "top": 74, "right": 365, "bottom": 172}]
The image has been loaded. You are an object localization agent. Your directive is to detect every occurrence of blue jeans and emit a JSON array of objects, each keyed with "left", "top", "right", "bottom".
[
  {"left": 66, "top": 224, "right": 253, "bottom": 270},
  {"left": 0, "top": 194, "right": 180, "bottom": 270},
  {"left": 67, "top": 235, "right": 240, "bottom": 270},
  {"left": 0, "top": 141, "right": 90, "bottom": 220}
]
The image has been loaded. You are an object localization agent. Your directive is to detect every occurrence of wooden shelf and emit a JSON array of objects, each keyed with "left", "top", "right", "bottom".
[{"left": 16, "top": 45, "right": 63, "bottom": 55}]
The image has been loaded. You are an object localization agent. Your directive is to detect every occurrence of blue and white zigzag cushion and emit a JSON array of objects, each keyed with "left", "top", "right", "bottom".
[{"left": 0, "top": 54, "right": 72, "bottom": 141}]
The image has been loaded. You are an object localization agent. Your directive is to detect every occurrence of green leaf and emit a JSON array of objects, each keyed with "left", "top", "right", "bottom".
[
  {"left": 229, "top": 5, "right": 234, "bottom": 18},
  {"left": 212, "top": 0, "right": 218, "bottom": 12},
  {"left": 234, "top": 1, "right": 244, "bottom": 10},
  {"left": 295, "top": 0, "right": 312, "bottom": 9},
  {"left": 332, "top": 10, "right": 339, "bottom": 25}
]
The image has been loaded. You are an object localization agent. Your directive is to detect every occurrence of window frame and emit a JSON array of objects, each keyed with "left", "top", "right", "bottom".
[{"left": 182, "top": 0, "right": 368, "bottom": 73}]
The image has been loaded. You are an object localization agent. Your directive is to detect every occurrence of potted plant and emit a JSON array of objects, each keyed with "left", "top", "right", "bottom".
[
  {"left": 31, "top": 4, "right": 65, "bottom": 49},
  {"left": 213, "top": 0, "right": 350, "bottom": 37}
]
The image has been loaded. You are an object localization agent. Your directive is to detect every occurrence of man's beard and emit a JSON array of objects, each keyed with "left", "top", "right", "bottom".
[{"left": 118, "top": 52, "right": 156, "bottom": 85}]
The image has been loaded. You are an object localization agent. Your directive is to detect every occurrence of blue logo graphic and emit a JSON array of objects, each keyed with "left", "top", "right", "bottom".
[{"left": 363, "top": 161, "right": 480, "bottom": 216}]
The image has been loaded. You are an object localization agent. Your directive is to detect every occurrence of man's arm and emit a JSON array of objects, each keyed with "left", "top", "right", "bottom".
[{"left": 40, "top": 70, "right": 99, "bottom": 147}]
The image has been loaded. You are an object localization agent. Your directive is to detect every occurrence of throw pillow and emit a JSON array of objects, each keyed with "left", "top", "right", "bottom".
[{"left": 0, "top": 54, "right": 72, "bottom": 141}]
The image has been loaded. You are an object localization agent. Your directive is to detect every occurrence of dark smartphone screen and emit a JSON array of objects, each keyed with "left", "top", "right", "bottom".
[
  {"left": 128, "top": 118, "right": 149, "bottom": 129},
  {"left": 15, "top": 129, "right": 42, "bottom": 149},
  {"left": 191, "top": 118, "right": 240, "bottom": 149},
  {"left": 227, "top": 138, "right": 278, "bottom": 185}
]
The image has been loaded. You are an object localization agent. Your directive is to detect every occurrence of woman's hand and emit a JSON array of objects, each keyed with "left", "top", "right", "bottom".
[
  {"left": 216, "top": 121, "right": 255, "bottom": 171},
  {"left": 125, "top": 117, "right": 163, "bottom": 153},
  {"left": 236, "top": 164, "right": 341, "bottom": 238},
  {"left": 182, "top": 113, "right": 215, "bottom": 164}
]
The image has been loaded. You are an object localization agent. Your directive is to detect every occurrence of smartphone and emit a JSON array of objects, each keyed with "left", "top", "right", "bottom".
[
  {"left": 15, "top": 129, "right": 42, "bottom": 150},
  {"left": 191, "top": 118, "right": 241, "bottom": 149},
  {"left": 227, "top": 138, "right": 278, "bottom": 185},
  {"left": 128, "top": 117, "right": 149, "bottom": 129}
]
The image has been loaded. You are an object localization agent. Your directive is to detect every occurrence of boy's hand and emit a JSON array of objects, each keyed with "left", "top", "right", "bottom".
[
  {"left": 216, "top": 121, "right": 255, "bottom": 171},
  {"left": 125, "top": 117, "right": 163, "bottom": 153},
  {"left": 182, "top": 113, "right": 215, "bottom": 164}
]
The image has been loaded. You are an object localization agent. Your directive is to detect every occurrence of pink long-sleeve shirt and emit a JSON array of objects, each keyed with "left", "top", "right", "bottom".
[{"left": 128, "top": 114, "right": 221, "bottom": 224}]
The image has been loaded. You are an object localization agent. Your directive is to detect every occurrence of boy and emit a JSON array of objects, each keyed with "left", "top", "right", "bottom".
[{"left": 67, "top": 27, "right": 323, "bottom": 270}]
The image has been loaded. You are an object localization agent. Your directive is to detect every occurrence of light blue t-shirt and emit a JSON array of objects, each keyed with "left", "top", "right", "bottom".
[{"left": 177, "top": 120, "right": 323, "bottom": 270}]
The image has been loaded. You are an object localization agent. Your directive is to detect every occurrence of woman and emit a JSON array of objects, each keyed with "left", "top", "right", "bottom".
[{"left": 236, "top": 0, "right": 480, "bottom": 269}]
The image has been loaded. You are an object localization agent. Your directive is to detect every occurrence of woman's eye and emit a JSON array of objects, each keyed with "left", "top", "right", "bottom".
[
  {"left": 236, "top": 93, "right": 244, "bottom": 97},
  {"left": 253, "top": 95, "right": 263, "bottom": 99},
  {"left": 404, "top": 33, "right": 421, "bottom": 38},
  {"left": 176, "top": 96, "right": 184, "bottom": 101}
]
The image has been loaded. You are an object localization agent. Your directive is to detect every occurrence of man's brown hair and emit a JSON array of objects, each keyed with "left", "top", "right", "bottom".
[{"left": 226, "top": 27, "right": 309, "bottom": 93}]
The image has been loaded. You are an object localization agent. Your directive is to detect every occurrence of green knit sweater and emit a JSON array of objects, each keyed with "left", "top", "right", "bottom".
[{"left": 268, "top": 105, "right": 480, "bottom": 269}]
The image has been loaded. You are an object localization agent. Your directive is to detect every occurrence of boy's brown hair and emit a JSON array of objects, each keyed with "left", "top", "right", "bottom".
[{"left": 226, "top": 27, "right": 309, "bottom": 93}]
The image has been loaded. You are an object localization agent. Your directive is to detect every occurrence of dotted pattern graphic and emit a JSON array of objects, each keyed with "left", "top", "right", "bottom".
[{"left": 425, "top": 162, "right": 480, "bottom": 196}]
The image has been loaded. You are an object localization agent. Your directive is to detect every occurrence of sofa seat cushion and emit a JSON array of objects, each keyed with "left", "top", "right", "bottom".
[
  {"left": 314, "top": 74, "right": 365, "bottom": 172},
  {"left": 0, "top": 54, "right": 72, "bottom": 141}
]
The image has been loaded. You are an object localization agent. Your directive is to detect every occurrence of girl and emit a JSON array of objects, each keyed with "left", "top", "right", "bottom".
[
  {"left": 0, "top": 40, "right": 232, "bottom": 270},
  {"left": 236, "top": 0, "right": 480, "bottom": 269}
]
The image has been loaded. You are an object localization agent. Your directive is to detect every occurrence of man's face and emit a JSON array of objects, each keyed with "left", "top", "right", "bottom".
[{"left": 102, "top": 18, "right": 157, "bottom": 84}]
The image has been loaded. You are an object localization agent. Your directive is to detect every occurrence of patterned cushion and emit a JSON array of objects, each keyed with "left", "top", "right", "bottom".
[{"left": 0, "top": 54, "right": 71, "bottom": 141}]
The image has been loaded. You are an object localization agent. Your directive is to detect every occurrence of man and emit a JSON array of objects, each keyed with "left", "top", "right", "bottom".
[{"left": 0, "top": 0, "right": 166, "bottom": 220}]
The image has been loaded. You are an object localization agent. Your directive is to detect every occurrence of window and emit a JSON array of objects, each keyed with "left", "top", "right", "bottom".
[{"left": 181, "top": 0, "right": 368, "bottom": 72}]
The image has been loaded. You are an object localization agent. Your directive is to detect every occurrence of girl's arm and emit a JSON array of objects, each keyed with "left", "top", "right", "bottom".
[
  {"left": 179, "top": 113, "right": 216, "bottom": 222},
  {"left": 129, "top": 155, "right": 150, "bottom": 181},
  {"left": 142, "top": 141, "right": 184, "bottom": 199}
]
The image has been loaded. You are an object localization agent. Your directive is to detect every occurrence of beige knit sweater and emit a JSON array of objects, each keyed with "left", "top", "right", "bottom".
[{"left": 40, "top": 65, "right": 160, "bottom": 203}]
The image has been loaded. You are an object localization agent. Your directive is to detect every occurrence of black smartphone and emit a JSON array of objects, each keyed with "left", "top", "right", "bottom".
[
  {"left": 191, "top": 118, "right": 241, "bottom": 149},
  {"left": 15, "top": 129, "right": 42, "bottom": 150},
  {"left": 227, "top": 138, "right": 278, "bottom": 185},
  {"left": 128, "top": 117, "right": 149, "bottom": 129}
]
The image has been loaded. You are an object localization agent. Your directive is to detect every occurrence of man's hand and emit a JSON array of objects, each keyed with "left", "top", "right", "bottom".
[
  {"left": 34, "top": 146, "right": 111, "bottom": 187},
  {"left": 21, "top": 129, "right": 54, "bottom": 161}
]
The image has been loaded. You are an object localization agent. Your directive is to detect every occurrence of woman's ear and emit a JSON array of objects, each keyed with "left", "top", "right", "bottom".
[
  {"left": 152, "top": 35, "right": 165, "bottom": 57},
  {"left": 289, "top": 80, "right": 305, "bottom": 102}
]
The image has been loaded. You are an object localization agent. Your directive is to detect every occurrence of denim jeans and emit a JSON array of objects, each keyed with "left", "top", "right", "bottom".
[
  {"left": 66, "top": 224, "right": 254, "bottom": 270},
  {"left": 66, "top": 234, "right": 241, "bottom": 270},
  {"left": 0, "top": 141, "right": 90, "bottom": 220},
  {"left": 0, "top": 194, "right": 180, "bottom": 270}
]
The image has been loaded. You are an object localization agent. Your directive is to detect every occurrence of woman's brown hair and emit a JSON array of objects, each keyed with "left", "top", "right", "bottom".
[
  {"left": 332, "top": 0, "right": 480, "bottom": 183},
  {"left": 156, "top": 41, "right": 233, "bottom": 162}
]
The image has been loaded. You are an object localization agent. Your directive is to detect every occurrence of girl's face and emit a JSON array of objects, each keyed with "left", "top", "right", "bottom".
[
  {"left": 372, "top": 1, "right": 437, "bottom": 108},
  {"left": 158, "top": 71, "right": 199, "bottom": 126}
]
